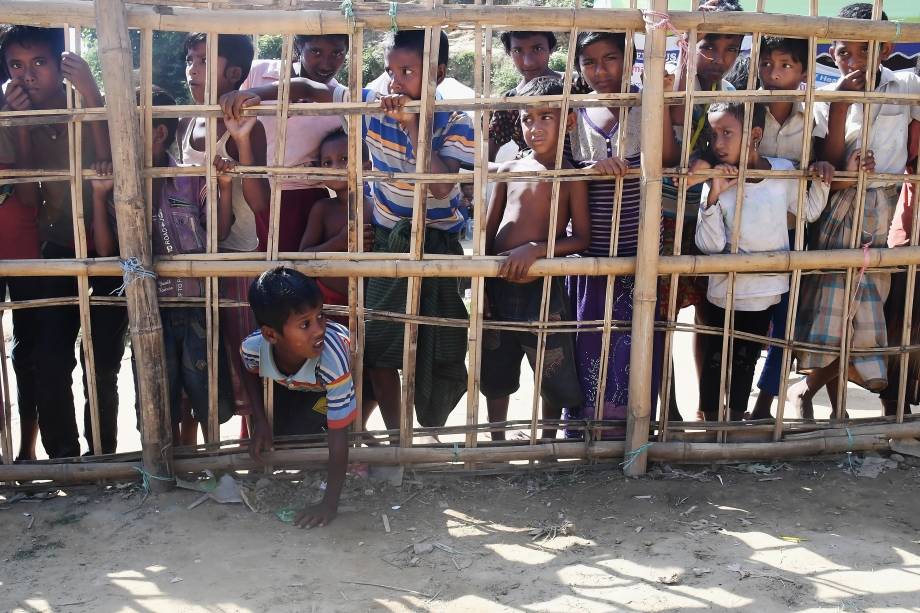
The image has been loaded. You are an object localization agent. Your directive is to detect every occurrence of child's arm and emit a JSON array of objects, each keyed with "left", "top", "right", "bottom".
[
  {"left": 695, "top": 168, "right": 735, "bottom": 254},
  {"left": 379, "top": 95, "right": 463, "bottom": 199},
  {"left": 827, "top": 148, "right": 876, "bottom": 193},
  {"left": 223, "top": 115, "right": 271, "bottom": 216},
  {"left": 220, "top": 77, "right": 337, "bottom": 121},
  {"left": 295, "top": 427, "right": 347, "bottom": 529},
  {"left": 817, "top": 74, "right": 864, "bottom": 169},
  {"left": 3, "top": 80, "right": 41, "bottom": 209},
  {"left": 239, "top": 342, "right": 273, "bottom": 462},
  {"left": 212, "top": 155, "right": 237, "bottom": 241},
  {"left": 299, "top": 201, "right": 345, "bottom": 251},
  {"left": 498, "top": 180, "right": 590, "bottom": 282},
  {"left": 483, "top": 175, "right": 508, "bottom": 257},
  {"left": 798, "top": 162, "right": 833, "bottom": 223},
  {"left": 685, "top": 157, "right": 713, "bottom": 188},
  {"left": 62, "top": 52, "right": 112, "bottom": 166},
  {"left": 89, "top": 161, "right": 117, "bottom": 257}
]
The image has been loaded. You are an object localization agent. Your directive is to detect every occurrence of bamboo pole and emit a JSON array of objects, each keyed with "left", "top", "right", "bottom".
[
  {"left": 94, "top": 0, "right": 173, "bottom": 490},
  {"left": 5, "top": 2, "right": 920, "bottom": 41},
  {"left": 624, "top": 0, "right": 667, "bottom": 476},
  {"left": 0, "top": 328, "right": 12, "bottom": 465},
  {"left": 399, "top": 22, "right": 442, "bottom": 448},
  {"left": 5, "top": 418, "right": 920, "bottom": 483}
]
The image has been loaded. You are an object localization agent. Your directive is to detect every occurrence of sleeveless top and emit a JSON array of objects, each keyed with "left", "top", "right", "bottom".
[{"left": 181, "top": 122, "right": 260, "bottom": 252}]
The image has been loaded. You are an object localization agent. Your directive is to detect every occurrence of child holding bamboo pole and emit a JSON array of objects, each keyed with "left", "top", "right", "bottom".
[
  {"left": 691, "top": 102, "right": 834, "bottom": 422},
  {"left": 790, "top": 3, "right": 920, "bottom": 419}
]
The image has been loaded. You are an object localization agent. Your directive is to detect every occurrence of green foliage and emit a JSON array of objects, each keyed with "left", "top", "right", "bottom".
[
  {"left": 449, "top": 50, "right": 476, "bottom": 87},
  {"left": 81, "top": 28, "right": 190, "bottom": 104},
  {"left": 361, "top": 45, "right": 385, "bottom": 86},
  {"left": 258, "top": 34, "right": 283, "bottom": 60},
  {"left": 548, "top": 50, "right": 568, "bottom": 72},
  {"left": 490, "top": 57, "right": 521, "bottom": 94}
]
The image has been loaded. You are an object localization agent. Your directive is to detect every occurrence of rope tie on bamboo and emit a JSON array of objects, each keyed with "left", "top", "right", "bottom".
[
  {"left": 340, "top": 0, "right": 355, "bottom": 26},
  {"left": 620, "top": 442, "right": 653, "bottom": 469},
  {"left": 133, "top": 466, "right": 175, "bottom": 495},
  {"left": 388, "top": 1, "right": 399, "bottom": 31},
  {"left": 641, "top": 10, "right": 689, "bottom": 54},
  {"left": 112, "top": 257, "right": 156, "bottom": 296}
]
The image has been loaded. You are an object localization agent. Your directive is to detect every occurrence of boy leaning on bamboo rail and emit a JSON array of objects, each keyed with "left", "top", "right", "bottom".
[{"left": 3, "top": 3, "right": 920, "bottom": 487}]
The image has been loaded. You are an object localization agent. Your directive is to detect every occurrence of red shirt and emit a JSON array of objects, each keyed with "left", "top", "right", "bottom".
[{"left": 0, "top": 165, "right": 40, "bottom": 260}]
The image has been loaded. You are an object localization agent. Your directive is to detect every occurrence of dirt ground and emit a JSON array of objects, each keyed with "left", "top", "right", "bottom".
[{"left": 3, "top": 458, "right": 920, "bottom": 612}]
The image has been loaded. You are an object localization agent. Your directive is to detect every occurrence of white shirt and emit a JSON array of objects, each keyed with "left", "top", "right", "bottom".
[
  {"left": 813, "top": 67, "right": 920, "bottom": 187},
  {"left": 696, "top": 157, "right": 830, "bottom": 311},
  {"left": 761, "top": 98, "right": 807, "bottom": 165}
]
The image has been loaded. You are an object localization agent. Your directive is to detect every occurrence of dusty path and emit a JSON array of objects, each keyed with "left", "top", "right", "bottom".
[{"left": 3, "top": 459, "right": 920, "bottom": 612}]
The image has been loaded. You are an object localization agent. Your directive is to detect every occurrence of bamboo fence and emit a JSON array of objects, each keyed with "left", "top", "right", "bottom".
[{"left": 1, "top": 0, "right": 920, "bottom": 487}]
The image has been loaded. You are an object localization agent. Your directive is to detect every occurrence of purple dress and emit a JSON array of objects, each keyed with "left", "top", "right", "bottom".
[{"left": 563, "top": 106, "right": 663, "bottom": 439}]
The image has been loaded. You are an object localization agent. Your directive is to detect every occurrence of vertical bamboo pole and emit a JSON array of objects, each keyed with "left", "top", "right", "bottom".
[
  {"left": 0, "top": 332, "right": 12, "bottom": 464},
  {"left": 95, "top": 0, "right": 172, "bottom": 488},
  {"left": 624, "top": 0, "right": 667, "bottom": 476},
  {"left": 896, "top": 170, "right": 920, "bottom": 424},
  {"left": 464, "top": 4, "right": 490, "bottom": 455},
  {"left": 65, "top": 27, "right": 103, "bottom": 456},
  {"left": 347, "top": 25, "right": 366, "bottom": 438},
  {"left": 657, "top": 25, "right": 700, "bottom": 442},
  {"left": 594, "top": 17, "right": 638, "bottom": 441},
  {"left": 205, "top": 30, "right": 220, "bottom": 445},
  {"left": 774, "top": 5, "right": 819, "bottom": 441},
  {"left": 834, "top": 0, "right": 885, "bottom": 420},
  {"left": 399, "top": 20, "right": 442, "bottom": 448},
  {"left": 715, "top": 19, "right": 762, "bottom": 440}
]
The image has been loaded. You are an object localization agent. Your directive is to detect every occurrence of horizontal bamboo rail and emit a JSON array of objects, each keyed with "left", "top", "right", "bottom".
[
  {"left": 4, "top": 1, "right": 920, "bottom": 41},
  {"left": 4, "top": 420, "right": 918, "bottom": 483},
  {"left": 2, "top": 245, "right": 920, "bottom": 278}
]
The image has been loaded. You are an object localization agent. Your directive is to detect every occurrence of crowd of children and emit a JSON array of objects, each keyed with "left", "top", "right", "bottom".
[{"left": 3, "top": 2, "right": 920, "bottom": 521}]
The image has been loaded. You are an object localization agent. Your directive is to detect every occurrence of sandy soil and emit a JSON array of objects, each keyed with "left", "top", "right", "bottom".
[{"left": 2, "top": 459, "right": 920, "bottom": 612}]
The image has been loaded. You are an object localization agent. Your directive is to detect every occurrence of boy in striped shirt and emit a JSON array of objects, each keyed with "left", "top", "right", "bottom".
[{"left": 241, "top": 267, "right": 356, "bottom": 528}]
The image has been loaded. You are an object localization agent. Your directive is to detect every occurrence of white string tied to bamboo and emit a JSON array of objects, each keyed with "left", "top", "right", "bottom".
[{"left": 112, "top": 256, "right": 157, "bottom": 296}]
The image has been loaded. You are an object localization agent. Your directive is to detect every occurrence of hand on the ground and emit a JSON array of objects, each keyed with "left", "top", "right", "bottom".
[
  {"left": 220, "top": 90, "right": 261, "bottom": 122},
  {"left": 808, "top": 160, "right": 835, "bottom": 185},
  {"left": 3, "top": 79, "right": 31, "bottom": 111},
  {"left": 247, "top": 417, "right": 273, "bottom": 462},
  {"left": 846, "top": 149, "right": 875, "bottom": 173},
  {"left": 837, "top": 69, "right": 867, "bottom": 92},
  {"left": 498, "top": 242, "right": 544, "bottom": 282},
  {"left": 61, "top": 52, "right": 99, "bottom": 100},
  {"left": 590, "top": 155, "right": 629, "bottom": 177},
  {"left": 294, "top": 500, "right": 338, "bottom": 528}
]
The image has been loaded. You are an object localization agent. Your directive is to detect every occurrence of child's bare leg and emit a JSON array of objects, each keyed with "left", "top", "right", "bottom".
[
  {"left": 541, "top": 401, "right": 561, "bottom": 440},
  {"left": 486, "top": 396, "right": 509, "bottom": 441},
  {"left": 179, "top": 404, "right": 198, "bottom": 446},
  {"left": 750, "top": 390, "right": 775, "bottom": 420},
  {"left": 368, "top": 367, "right": 402, "bottom": 433},
  {"left": 16, "top": 418, "right": 38, "bottom": 461},
  {"left": 787, "top": 361, "right": 838, "bottom": 420}
]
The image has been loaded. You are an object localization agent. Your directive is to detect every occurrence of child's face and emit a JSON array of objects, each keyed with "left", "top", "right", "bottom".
[
  {"left": 830, "top": 40, "right": 891, "bottom": 77},
  {"left": 758, "top": 49, "right": 806, "bottom": 91},
  {"left": 707, "top": 110, "right": 744, "bottom": 165},
  {"left": 507, "top": 34, "right": 554, "bottom": 82},
  {"left": 319, "top": 136, "right": 349, "bottom": 192},
  {"left": 520, "top": 106, "right": 569, "bottom": 156},
  {"left": 577, "top": 39, "right": 625, "bottom": 94},
  {"left": 3, "top": 42, "right": 63, "bottom": 108},
  {"left": 385, "top": 47, "right": 425, "bottom": 100},
  {"left": 696, "top": 35, "right": 743, "bottom": 86},
  {"left": 298, "top": 37, "right": 347, "bottom": 84},
  {"left": 185, "top": 42, "right": 235, "bottom": 104},
  {"left": 273, "top": 303, "right": 328, "bottom": 361}
]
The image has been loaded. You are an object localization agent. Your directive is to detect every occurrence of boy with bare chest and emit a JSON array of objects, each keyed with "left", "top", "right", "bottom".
[{"left": 482, "top": 77, "right": 590, "bottom": 440}]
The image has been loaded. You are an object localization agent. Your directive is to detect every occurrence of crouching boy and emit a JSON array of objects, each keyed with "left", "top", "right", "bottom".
[{"left": 241, "top": 267, "right": 356, "bottom": 528}]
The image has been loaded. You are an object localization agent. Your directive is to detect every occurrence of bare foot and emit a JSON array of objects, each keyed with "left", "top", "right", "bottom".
[{"left": 786, "top": 379, "right": 814, "bottom": 422}]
